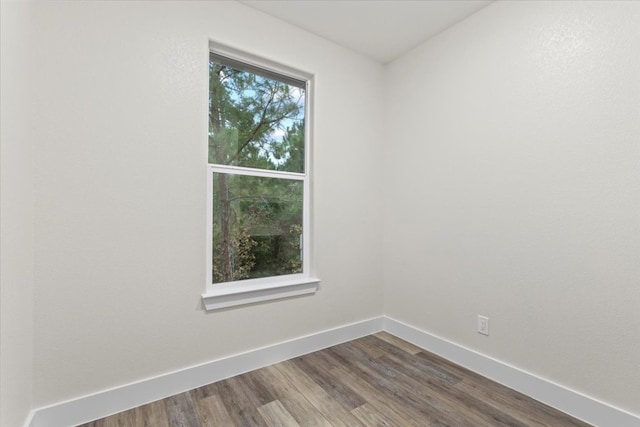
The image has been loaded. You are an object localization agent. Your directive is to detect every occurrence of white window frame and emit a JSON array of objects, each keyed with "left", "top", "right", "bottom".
[{"left": 202, "top": 42, "right": 319, "bottom": 311}]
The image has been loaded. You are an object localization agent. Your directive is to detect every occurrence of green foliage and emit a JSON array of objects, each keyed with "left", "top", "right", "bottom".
[
  {"left": 212, "top": 226, "right": 256, "bottom": 283},
  {"left": 275, "top": 120, "right": 305, "bottom": 173},
  {"left": 208, "top": 128, "right": 238, "bottom": 164},
  {"left": 209, "top": 58, "right": 305, "bottom": 283}
]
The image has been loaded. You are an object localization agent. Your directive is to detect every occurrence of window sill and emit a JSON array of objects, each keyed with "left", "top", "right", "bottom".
[{"left": 202, "top": 277, "right": 320, "bottom": 311}]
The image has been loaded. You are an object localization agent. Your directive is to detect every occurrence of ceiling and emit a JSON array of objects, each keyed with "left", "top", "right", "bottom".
[{"left": 239, "top": 0, "right": 494, "bottom": 63}]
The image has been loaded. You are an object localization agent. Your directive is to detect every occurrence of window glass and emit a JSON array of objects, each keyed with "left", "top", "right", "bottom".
[
  {"left": 208, "top": 51, "right": 308, "bottom": 286},
  {"left": 211, "top": 173, "right": 303, "bottom": 283},
  {"left": 209, "top": 56, "right": 305, "bottom": 174}
]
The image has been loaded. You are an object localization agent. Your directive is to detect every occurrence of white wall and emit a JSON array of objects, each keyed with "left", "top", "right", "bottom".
[
  {"left": 0, "top": 1, "right": 35, "bottom": 426},
  {"left": 384, "top": 0, "right": 640, "bottom": 416},
  {"left": 30, "top": 1, "right": 384, "bottom": 407}
]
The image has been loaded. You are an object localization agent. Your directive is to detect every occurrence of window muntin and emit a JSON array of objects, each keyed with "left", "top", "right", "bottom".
[{"left": 208, "top": 50, "right": 310, "bottom": 288}]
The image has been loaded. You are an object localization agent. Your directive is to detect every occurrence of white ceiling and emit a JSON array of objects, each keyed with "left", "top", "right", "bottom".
[{"left": 239, "top": 0, "right": 494, "bottom": 63}]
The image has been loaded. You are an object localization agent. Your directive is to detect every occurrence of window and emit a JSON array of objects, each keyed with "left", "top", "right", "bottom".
[{"left": 202, "top": 44, "right": 318, "bottom": 310}]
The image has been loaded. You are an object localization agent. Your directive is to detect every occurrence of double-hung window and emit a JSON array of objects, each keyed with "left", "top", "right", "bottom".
[{"left": 202, "top": 44, "right": 318, "bottom": 310}]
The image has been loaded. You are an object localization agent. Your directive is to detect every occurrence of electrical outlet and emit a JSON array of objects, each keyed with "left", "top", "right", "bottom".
[{"left": 477, "top": 315, "right": 489, "bottom": 336}]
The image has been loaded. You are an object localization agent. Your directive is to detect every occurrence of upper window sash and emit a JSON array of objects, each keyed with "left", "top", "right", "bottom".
[{"left": 209, "top": 50, "right": 308, "bottom": 174}]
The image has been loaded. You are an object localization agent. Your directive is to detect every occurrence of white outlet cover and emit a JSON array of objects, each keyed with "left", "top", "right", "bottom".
[{"left": 478, "top": 315, "right": 489, "bottom": 336}]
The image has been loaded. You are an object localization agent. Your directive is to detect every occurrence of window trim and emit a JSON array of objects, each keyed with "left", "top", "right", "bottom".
[{"left": 202, "top": 41, "right": 319, "bottom": 311}]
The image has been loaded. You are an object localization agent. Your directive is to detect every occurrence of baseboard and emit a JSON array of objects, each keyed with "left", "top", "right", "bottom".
[
  {"left": 383, "top": 316, "right": 640, "bottom": 427},
  {"left": 22, "top": 410, "right": 36, "bottom": 427},
  {"left": 28, "top": 317, "right": 384, "bottom": 427},
  {"left": 27, "top": 315, "right": 639, "bottom": 427}
]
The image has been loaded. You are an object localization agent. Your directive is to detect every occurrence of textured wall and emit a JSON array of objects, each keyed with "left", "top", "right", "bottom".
[
  {"left": 384, "top": 0, "right": 640, "bottom": 415},
  {"left": 0, "top": 1, "right": 35, "bottom": 426},
  {"left": 31, "top": 1, "right": 384, "bottom": 407},
  {"left": 13, "top": 0, "right": 640, "bottom": 419}
]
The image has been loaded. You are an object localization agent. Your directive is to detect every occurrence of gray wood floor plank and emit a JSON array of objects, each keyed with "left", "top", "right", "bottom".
[
  {"left": 361, "top": 334, "right": 463, "bottom": 385},
  {"left": 134, "top": 399, "right": 170, "bottom": 427},
  {"left": 351, "top": 402, "right": 401, "bottom": 427},
  {"left": 213, "top": 376, "right": 264, "bottom": 426},
  {"left": 164, "top": 393, "right": 200, "bottom": 427},
  {"left": 272, "top": 360, "right": 366, "bottom": 427},
  {"left": 257, "top": 400, "right": 301, "bottom": 427},
  {"left": 329, "top": 344, "right": 473, "bottom": 426},
  {"left": 291, "top": 352, "right": 367, "bottom": 411},
  {"left": 258, "top": 364, "right": 334, "bottom": 427},
  {"left": 374, "top": 331, "right": 423, "bottom": 354},
  {"left": 189, "top": 393, "right": 236, "bottom": 427}
]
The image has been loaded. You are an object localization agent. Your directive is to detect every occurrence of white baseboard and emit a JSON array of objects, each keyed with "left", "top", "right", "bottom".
[
  {"left": 29, "top": 317, "right": 384, "bottom": 427},
  {"left": 383, "top": 316, "right": 640, "bottom": 427},
  {"left": 27, "top": 315, "right": 639, "bottom": 427},
  {"left": 22, "top": 410, "right": 36, "bottom": 427}
]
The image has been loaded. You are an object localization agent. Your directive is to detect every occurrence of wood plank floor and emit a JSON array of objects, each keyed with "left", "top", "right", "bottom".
[{"left": 79, "top": 333, "right": 592, "bottom": 426}]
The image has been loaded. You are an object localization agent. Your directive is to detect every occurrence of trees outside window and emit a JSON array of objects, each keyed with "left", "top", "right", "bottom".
[{"left": 208, "top": 52, "right": 308, "bottom": 285}]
